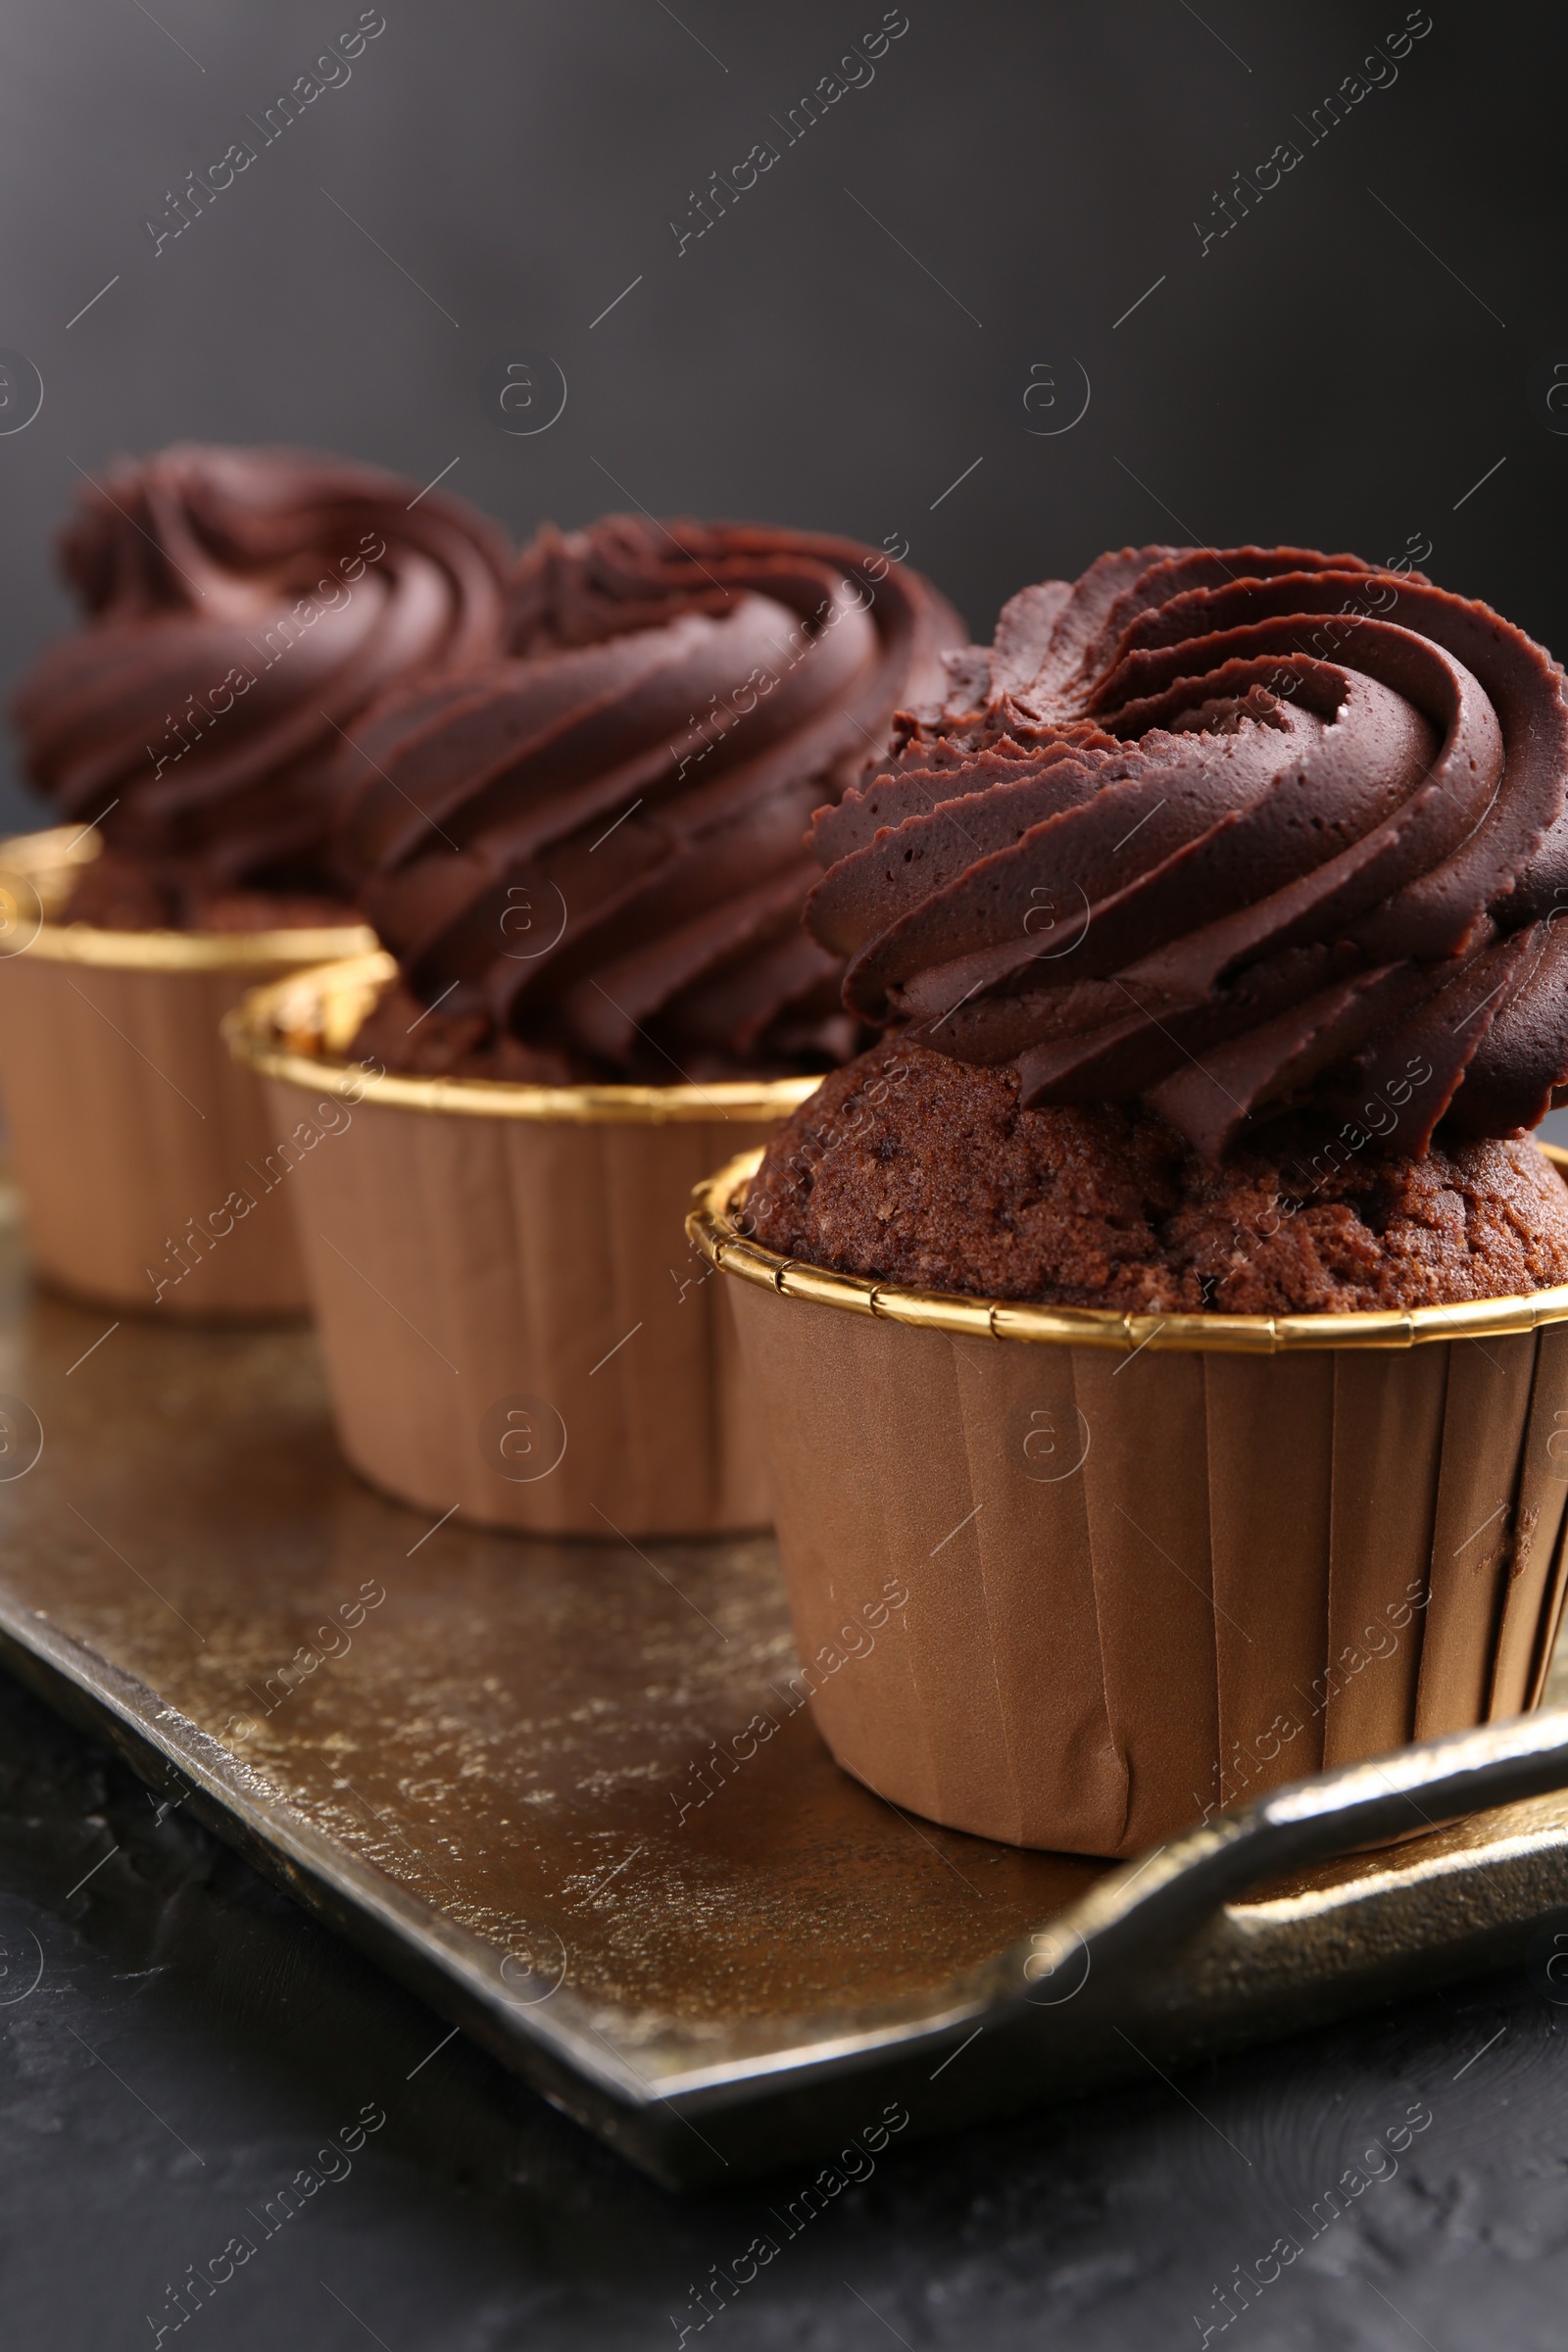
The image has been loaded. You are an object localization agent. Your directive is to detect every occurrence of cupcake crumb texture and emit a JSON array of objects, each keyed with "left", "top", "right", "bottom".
[{"left": 745, "top": 1043, "right": 1568, "bottom": 1314}]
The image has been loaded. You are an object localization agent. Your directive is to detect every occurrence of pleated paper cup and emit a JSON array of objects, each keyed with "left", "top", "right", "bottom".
[
  {"left": 690, "top": 1147, "right": 1568, "bottom": 1857},
  {"left": 224, "top": 954, "right": 817, "bottom": 1539},
  {"left": 0, "top": 827, "right": 374, "bottom": 1318}
]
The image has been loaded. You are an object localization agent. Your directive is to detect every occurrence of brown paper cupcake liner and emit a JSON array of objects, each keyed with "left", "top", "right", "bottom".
[
  {"left": 689, "top": 1148, "right": 1568, "bottom": 1857},
  {"left": 225, "top": 955, "right": 817, "bottom": 1538},
  {"left": 0, "top": 828, "right": 374, "bottom": 1317}
]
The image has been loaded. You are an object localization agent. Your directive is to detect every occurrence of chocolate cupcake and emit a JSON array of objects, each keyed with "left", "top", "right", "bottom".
[
  {"left": 694, "top": 545, "right": 1568, "bottom": 1853},
  {"left": 226, "top": 514, "right": 965, "bottom": 1536},
  {"left": 0, "top": 443, "right": 509, "bottom": 1315}
]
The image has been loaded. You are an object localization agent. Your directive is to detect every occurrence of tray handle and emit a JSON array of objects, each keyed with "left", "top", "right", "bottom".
[{"left": 1019, "top": 1706, "right": 1568, "bottom": 1989}]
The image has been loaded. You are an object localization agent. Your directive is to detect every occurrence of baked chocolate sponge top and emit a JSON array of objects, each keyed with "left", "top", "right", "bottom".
[
  {"left": 746, "top": 1042, "right": 1568, "bottom": 1314},
  {"left": 805, "top": 543, "right": 1568, "bottom": 1157}
]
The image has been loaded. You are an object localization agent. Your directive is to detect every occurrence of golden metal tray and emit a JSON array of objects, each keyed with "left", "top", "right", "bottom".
[{"left": 3, "top": 1190, "right": 1568, "bottom": 2189}]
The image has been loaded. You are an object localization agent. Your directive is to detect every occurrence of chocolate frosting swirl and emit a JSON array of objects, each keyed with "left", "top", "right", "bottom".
[
  {"left": 339, "top": 514, "right": 964, "bottom": 1081},
  {"left": 806, "top": 544, "right": 1568, "bottom": 1155},
  {"left": 11, "top": 444, "right": 511, "bottom": 926}
]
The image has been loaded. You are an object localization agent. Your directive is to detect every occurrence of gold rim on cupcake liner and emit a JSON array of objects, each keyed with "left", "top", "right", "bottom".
[
  {"left": 224, "top": 953, "right": 824, "bottom": 1127},
  {"left": 0, "top": 826, "right": 376, "bottom": 971},
  {"left": 688, "top": 1147, "right": 1568, "bottom": 1354}
]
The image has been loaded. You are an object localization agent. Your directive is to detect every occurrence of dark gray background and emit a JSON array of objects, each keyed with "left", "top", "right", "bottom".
[
  {"left": 5, "top": 5, "right": 1568, "bottom": 2345},
  {"left": 0, "top": 0, "right": 1562, "bottom": 838}
]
